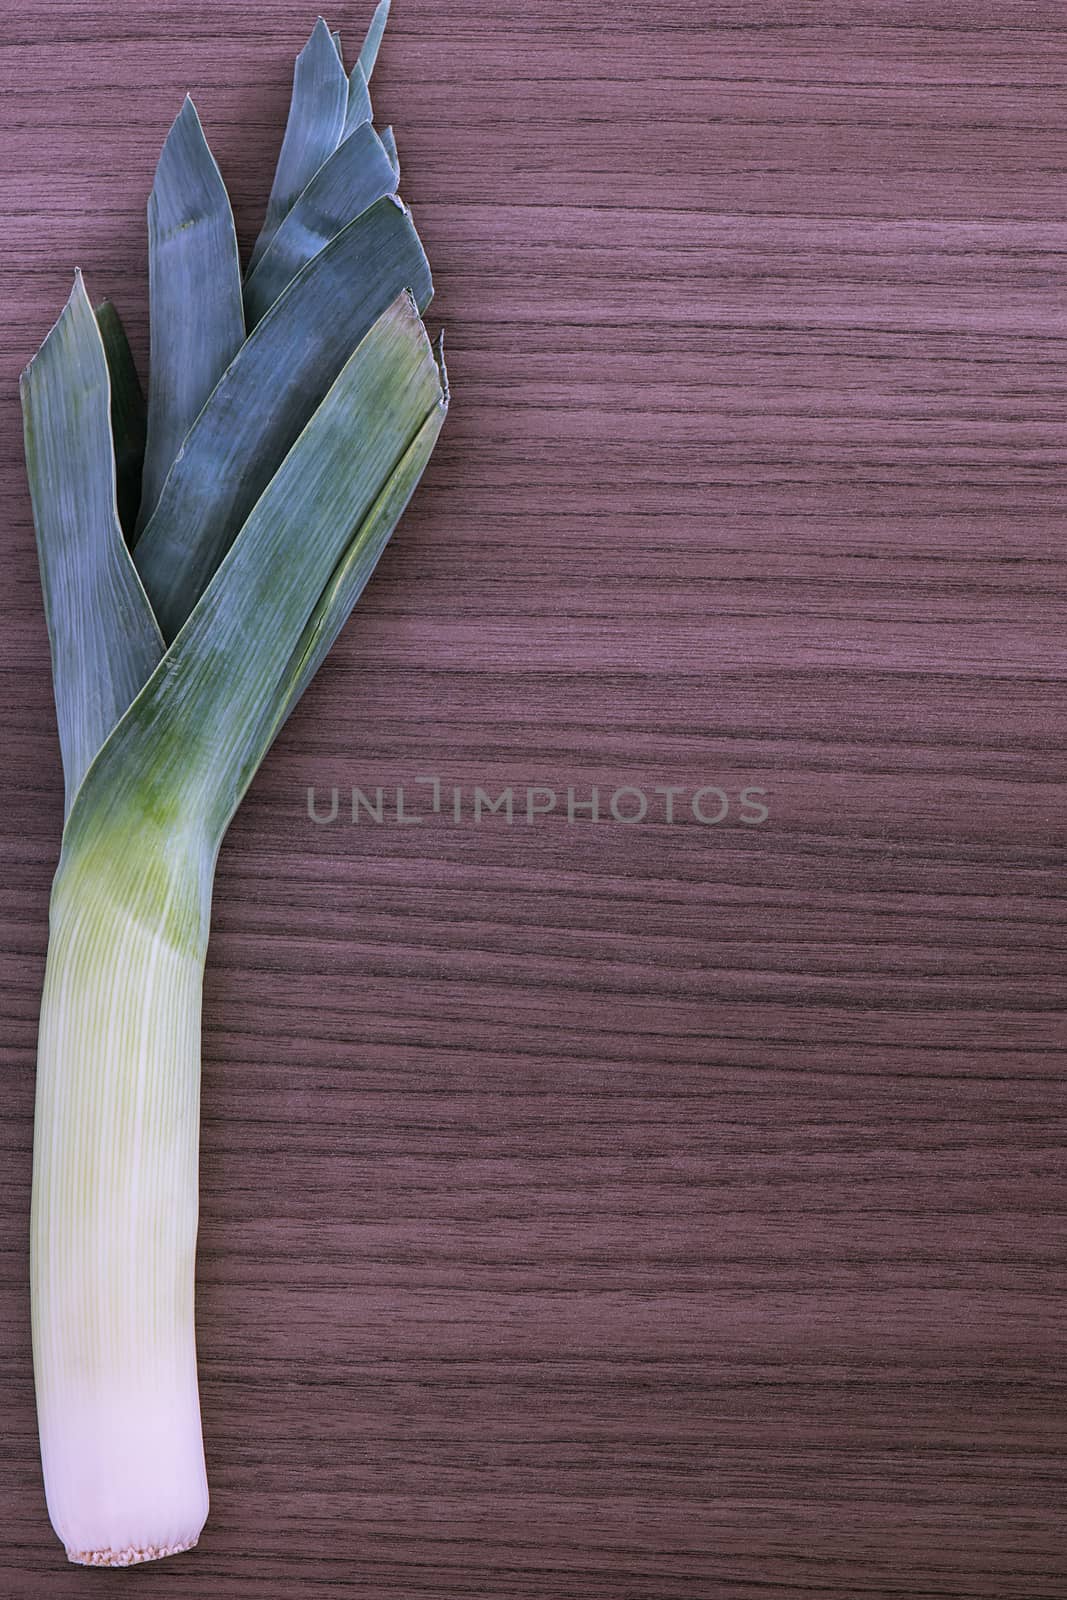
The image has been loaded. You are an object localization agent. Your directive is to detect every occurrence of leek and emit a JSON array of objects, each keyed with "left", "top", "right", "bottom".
[{"left": 22, "top": 9, "right": 446, "bottom": 1568}]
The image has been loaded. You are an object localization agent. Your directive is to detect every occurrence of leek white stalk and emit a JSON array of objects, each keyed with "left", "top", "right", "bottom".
[
  {"left": 32, "top": 831, "right": 210, "bottom": 1564},
  {"left": 23, "top": 2, "right": 446, "bottom": 1567}
]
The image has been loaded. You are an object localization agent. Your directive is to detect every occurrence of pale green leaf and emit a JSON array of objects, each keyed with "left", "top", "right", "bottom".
[
  {"left": 134, "top": 195, "right": 432, "bottom": 641},
  {"left": 243, "top": 122, "right": 398, "bottom": 327},
  {"left": 137, "top": 97, "right": 244, "bottom": 535},
  {"left": 21, "top": 274, "right": 163, "bottom": 816},
  {"left": 248, "top": 18, "right": 349, "bottom": 274},
  {"left": 269, "top": 373, "right": 447, "bottom": 737}
]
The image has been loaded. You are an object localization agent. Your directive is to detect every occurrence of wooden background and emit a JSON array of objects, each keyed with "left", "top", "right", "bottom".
[{"left": 1, "top": 1, "right": 1065, "bottom": 1594}]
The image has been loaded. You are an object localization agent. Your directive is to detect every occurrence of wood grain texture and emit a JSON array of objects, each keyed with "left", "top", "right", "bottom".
[{"left": 1, "top": 1, "right": 1065, "bottom": 1594}]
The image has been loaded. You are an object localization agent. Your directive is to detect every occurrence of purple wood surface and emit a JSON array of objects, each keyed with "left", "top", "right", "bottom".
[{"left": 1, "top": 2, "right": 1065, "bottom": 1595}]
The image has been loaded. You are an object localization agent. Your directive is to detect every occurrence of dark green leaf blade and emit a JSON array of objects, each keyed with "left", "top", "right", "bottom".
[
  {"left": 137, "top": 96, "right": 244, "bottom": 535},
  {"left": 134, "top": 195, "right": 433, "bottom": 641},
  {"left": 344, "top": 60, "right": 372, "bottom": 138},
  {"left": 247, "top": 18, "right": 349, "bottom": 274},
  {"left": 94, "top": 300, "right": 146, "bottom": 546},
  {"left": 20, "top": 274, "right": 163, "bottom": 816},
  {"left": 379, "top": 124, "right": 399, "bottom": 177},
  {"left": 243, "top": 122, "right": 398, "bottom": 327},
  {"left": 358, "top": 0, "right": 391, "bottom": 81},
  {"left": 68, "top": 293, "right": 445, "bottom": 858}
]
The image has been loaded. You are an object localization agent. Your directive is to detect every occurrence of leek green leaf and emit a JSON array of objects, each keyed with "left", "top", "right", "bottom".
[
  {"left": 380, "top": 124, "right": 399, "bottom": 177},
  {"left": 243, "top": 122, "right": 398, "bottom": 327},
  {"left": 358, "top": 0, "right": 391, "bottom": 81},
  {"left": 247, "top": 18, "right": 349, "bottom": 274},
  {"left": 137, "top": 97, "right": 244, "bottom": 535},
  {"left": 21, "top": 274, "right": 163, "bottom": 816},
  {"left": 93, "top": 300, "right": 146, "bottom": 545},
  {"left": 344, "top": 60, "right": 372, "bottom": 138},
  {"left": 332, "top": 29, "right": 342, "bottom": 57},
  {"left": 269, "top": 380, "right": 446, "bottom": 740},
  {"left": 134, "top": 195, "right": 432, "bottom": 641},
  {"left": 68, "top": 292, "right": 445, "bottom": 863}
]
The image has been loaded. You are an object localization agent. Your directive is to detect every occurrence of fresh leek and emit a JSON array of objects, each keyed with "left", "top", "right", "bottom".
[{"left": 22, "top": 4, "right": 445, "bottom": 1567}]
